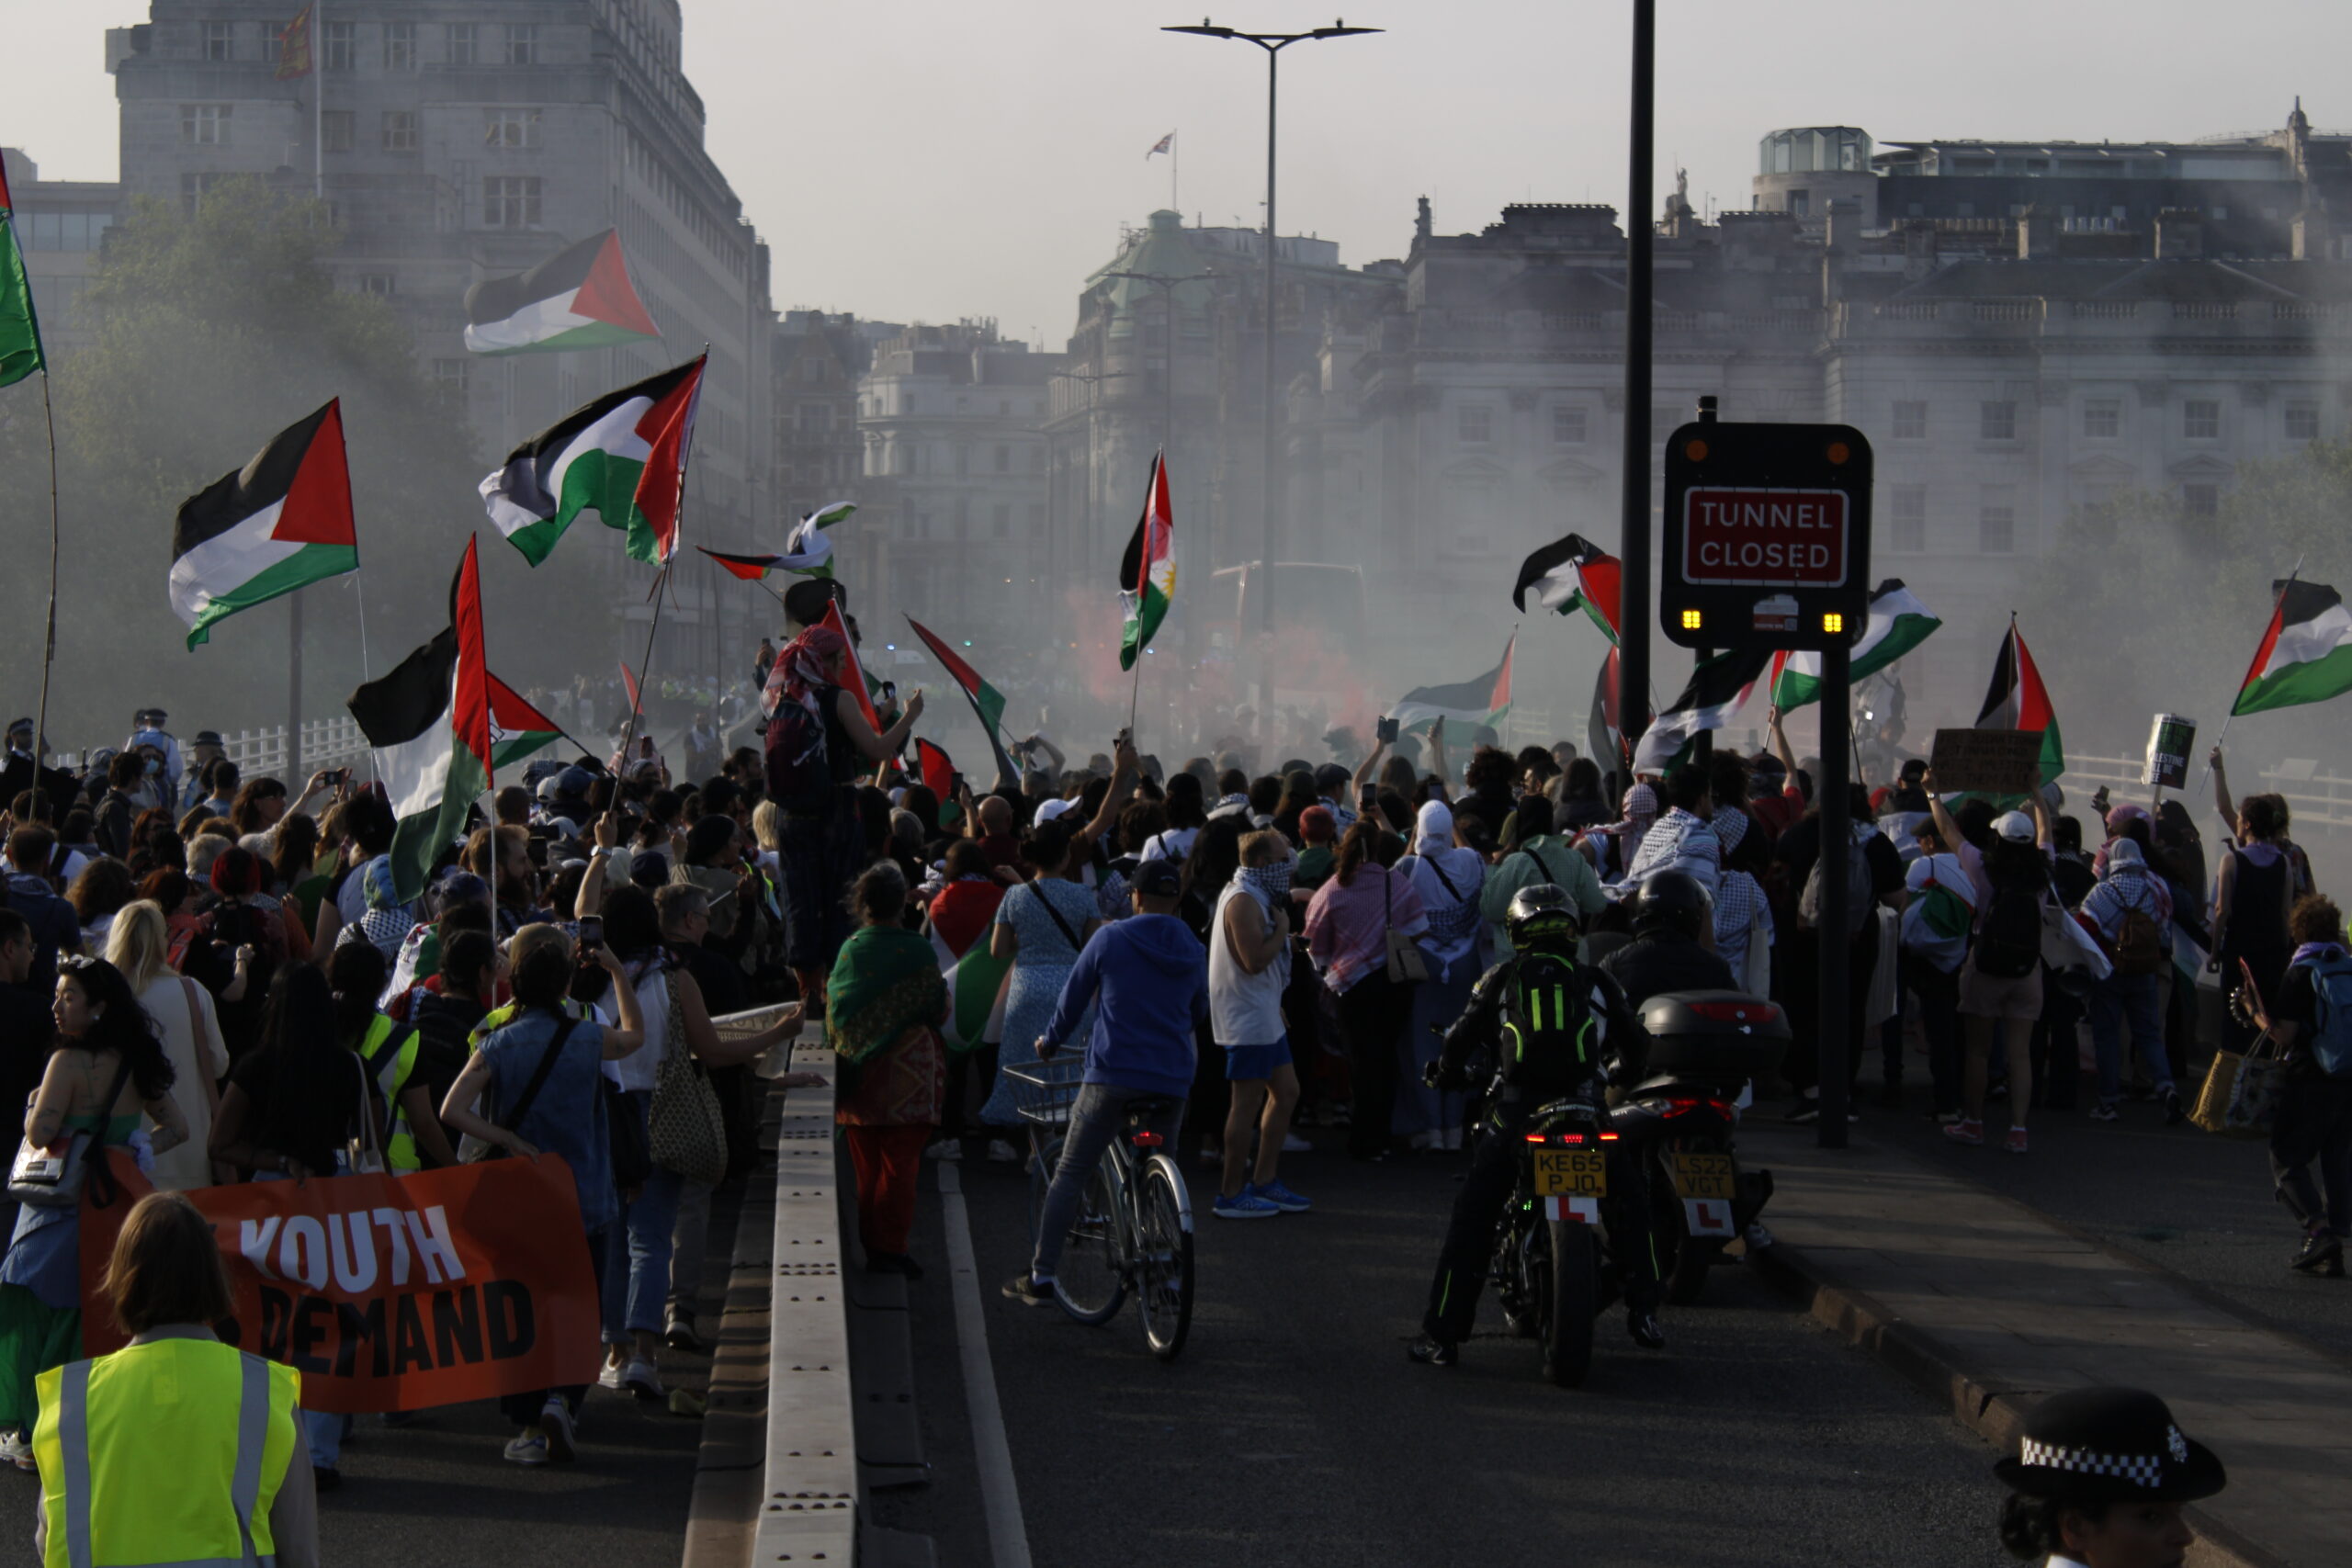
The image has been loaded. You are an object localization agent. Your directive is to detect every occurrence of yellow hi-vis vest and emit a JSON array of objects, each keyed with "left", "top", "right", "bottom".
[
  {"left": 34, "top": 1337, "right": 300, "bottom": 1568},
  {"left": 356, "top": 1012, "right": 423, "bottom": 1172}
]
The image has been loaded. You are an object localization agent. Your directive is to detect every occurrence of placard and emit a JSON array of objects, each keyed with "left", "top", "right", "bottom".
[
  {"left": 1928, "top": 728, "right": 2044, "bottom": 795},
  {"left": 2143, "top": 714, "right": 2197, "bottom": 790}
]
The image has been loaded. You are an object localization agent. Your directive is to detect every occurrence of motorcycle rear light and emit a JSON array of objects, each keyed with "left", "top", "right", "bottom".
[
  {"left": 1600, "top": 1131, "right": 1620, "bottom": 1142},
  {"left": 1131, "top": 1131, "right": 1163, "bottom": 1148},
  {"left": 1526, "top": 1132, "right": 1588, "bottom": 1145},
  {"left": 1686, "top": 1000, "right": 1781, "bottom": 1025}
]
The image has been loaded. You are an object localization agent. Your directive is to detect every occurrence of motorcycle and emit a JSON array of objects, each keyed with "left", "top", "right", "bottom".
[
  {"left": 1489, "top": 1092, "right": 1618, "bottom": 1388},
  {"left": 1610, "top": 990, "right": 1789, "bottom": 1304}
]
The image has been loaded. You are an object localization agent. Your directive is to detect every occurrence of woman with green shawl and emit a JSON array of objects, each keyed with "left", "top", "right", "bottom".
[{"left": 829, "top": 862, "right": 950, "bottom": 1278}]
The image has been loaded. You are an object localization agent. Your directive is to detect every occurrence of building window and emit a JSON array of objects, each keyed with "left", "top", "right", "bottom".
[
  {"left": 796, "top": 402, "right": 831, "bottom": 434},
  {"left": 1458, "top": 404, "right": 1493, "bottom": 444},
  {"left": 1980, "top": 400, "right": 2017, "bottom": 442},
  {"left": 381, "top": 110, "right": 417, "bottom": 152},
  {"left": 2183, "top": 483, "right": 2220, "bottom": 519},
  {"left": 483, "top": 109, "right": 543, "bottom": 150},
  {"left": 2183, "top": 399, "right": 2221, "bottom": 439},
  {"left": 179, "top": 173, "right": 220, "bottom": 213},
  {"left": 2287, "top": 401, "right": 2320, "bottom": 442},
  {"left": 356, "top": 273, "right": 394, "bottom": 296},
  {"left": 503, "top": 24, "right": 538, "bottom": 66},
  {"left": 432, "top": 358, "right": 472, "bottom": 398},
  {"left": 2082, "top": 399, "right": 2120, "bottom": 439},
  {"left": 322, "top": 19, "right": 353, "bottom": 71},
  {"left": 1979, "top": 505, "right": 2016, "bottom": 554},
  {"left": 482, "top": 175, "right": 542, "bottom": 229},
  {"left": 994, "top": 444, "right": 1011, "bottom": 474},
  {"left": 1552, "top": 405, "right": 1588, "bottom": 445},
  {"left": 1891, "top": 485, "right": 1927, "bottom": 552},
  {"left": 320, "top": 110, "right": 354, "bottom": 153},
  {"left": 1891, "top": 400, "right": 1927, "bottom": 440},
  {"left": 385, "top": 20, "right": 415, "bottom": 71},
  {"left": 179, "top": 104, "right": 232, "bottom": 146},
  {"left": 203, "top": 20, "right": 234, "bottom": 62},
  {"left": 447, "top": 23, "right": 477, "bottom": 65}
]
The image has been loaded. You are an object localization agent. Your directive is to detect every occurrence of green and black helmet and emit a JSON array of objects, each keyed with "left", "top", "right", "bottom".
[{"left": 1505, "top": 884, "right": 1579, "bottom": 953}]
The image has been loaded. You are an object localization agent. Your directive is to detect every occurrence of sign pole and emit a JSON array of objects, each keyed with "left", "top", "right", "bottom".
[{"left": 1816, "top": 642, "right": 1852, "bottom": 1149}]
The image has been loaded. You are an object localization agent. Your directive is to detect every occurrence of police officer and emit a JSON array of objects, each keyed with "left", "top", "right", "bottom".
[
  {"left": 1992, "top": 1386, "right": 2224, "bottom": 1566},
  {"left": 1408, "top": 885, "right": 1668, "bottom": 1366}
]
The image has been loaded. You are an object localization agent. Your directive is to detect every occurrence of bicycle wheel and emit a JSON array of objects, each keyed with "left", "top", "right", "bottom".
[
  {"left": 1050, "top": 1159, "right": 1128, "bottom": 1325},
  {"left": 1135, "top": 1153, "right": 1195, "bottom": 1361}
]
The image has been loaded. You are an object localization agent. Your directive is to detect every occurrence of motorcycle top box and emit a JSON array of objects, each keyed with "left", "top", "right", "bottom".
[{"left": 1637, "top": 991, "right": 1791, "bottom": 1080}]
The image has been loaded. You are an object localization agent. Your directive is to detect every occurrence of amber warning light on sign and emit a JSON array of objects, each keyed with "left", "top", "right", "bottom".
[{"left": 1680, "top": 488, "right": 1849, "bottom": 587}]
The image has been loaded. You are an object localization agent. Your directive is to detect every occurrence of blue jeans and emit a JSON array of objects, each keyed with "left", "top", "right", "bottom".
[
  {"left": 2087, "top": 971, "right": 2172, "bottom": 1108},
  {"left": 601, "top": 1091, "right": 684, "bottom": 1341},
  {"left": 1029, "top": 1082, "right": 1183, "bottom": 1281}
]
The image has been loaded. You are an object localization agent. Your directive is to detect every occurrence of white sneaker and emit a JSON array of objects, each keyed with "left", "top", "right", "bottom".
[
  {"left": 623, "top": 1359, "right": 664, "bottom": 1400},
  {"left": 540, "top": 1397, "right": 576, "bottom": 1462},
  {"left": 503, "top": 1429, "right": 550, "bottom": 1466},
  {"left": 0, "top": 1430, "right": 31, "bottom": 1473},
  {"left": 596, "top": 1360, "right": 626, "bottom": 1391},
  {"left": 986, "top": 1139, "right": 1020, "bottom": 1164},
  {"left": 924, "top": 1138, "right": 963, "bottom": 1162},
  {"left": 1281, "top": 1133, "right": 1312, "bottom": 1153}
]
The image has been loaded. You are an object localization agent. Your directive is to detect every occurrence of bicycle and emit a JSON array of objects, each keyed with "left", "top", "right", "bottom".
[{"left": 1001, "top": 1056, "right": 1195, "bottom": 1360}]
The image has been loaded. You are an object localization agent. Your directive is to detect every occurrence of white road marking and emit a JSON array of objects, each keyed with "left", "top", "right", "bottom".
[{"left": 938, "top": 1162, "right": 1033, "bottom": 1568}]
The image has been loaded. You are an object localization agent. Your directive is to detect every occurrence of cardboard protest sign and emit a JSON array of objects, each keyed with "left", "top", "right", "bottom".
[
  {"left": 2143, "top": 714, "right": 2197, "bottom": 790},
  {"left": 1928, "top": 728, "right": 2044, "bottom": 795},
  {"left": 81, "top": 1152, "right": 601, "bottom": 1414}
]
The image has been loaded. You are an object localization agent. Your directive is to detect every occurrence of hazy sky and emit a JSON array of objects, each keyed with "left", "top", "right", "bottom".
[{"left": 9, "top": 2, "right": 2352, "bottom": 342}]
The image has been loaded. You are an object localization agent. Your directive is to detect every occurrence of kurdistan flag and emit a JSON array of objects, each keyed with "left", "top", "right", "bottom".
[
  {"left": 169, "top": 399, "right": 358, "bottom": 649},
  {"left": 463, "top": 230, "right": 661, "bottom": 355},
  {"left": 2232, "top": 578, "right": 2352, "bottom": 716},
  {"left": 488, "top": 672, "right": 568, "bottom": 770},
  {"left": 0, "top": 156, "right": 43, "bottom": 389},
  {"left": 905, "top": 617, "right": 1022, "bottom": 788},
  {"left": 1118, "top": 449, "right": 1174, "bottom": 671},
  {"left": 347, "top": 539, "right": 494, "bottom": 903},
  {"left": 1768, "top": 580, "right": 1941, "bottom": 709},
  {"left": 480, "top": 355, "right": 707, "bottom": 565}
]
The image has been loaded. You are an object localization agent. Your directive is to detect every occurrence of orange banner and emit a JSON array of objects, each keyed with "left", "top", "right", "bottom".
[{"left": 79, "top": 1152, "right": 603, "bottom": 1415}]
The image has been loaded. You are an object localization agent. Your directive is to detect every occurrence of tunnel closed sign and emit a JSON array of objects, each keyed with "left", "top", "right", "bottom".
[{"left": 1681, "top": 488, "right": 1849, "bottom": 586}]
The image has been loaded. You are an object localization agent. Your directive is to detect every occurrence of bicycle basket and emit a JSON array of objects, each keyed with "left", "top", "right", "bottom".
[{"left": 999, "top": 1055, "right": 1088, "bottom": 1128}]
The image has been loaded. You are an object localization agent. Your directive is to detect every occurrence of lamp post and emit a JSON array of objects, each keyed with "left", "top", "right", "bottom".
[
  {"left": 1163, "top": 18, "right": 1379, "bottom": 745},
  {"left": 1618, "top": 0, "right": 1657, "bottom": 754}
]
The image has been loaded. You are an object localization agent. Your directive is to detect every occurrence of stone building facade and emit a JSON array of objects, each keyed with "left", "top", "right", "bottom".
[{"left": 769, "top": 310, "right": 898, "bottom": 593}]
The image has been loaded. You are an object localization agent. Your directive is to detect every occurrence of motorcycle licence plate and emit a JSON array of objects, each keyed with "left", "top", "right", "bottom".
[
  {"left": 1532, "top": 1149, "right": 1607, "bottom": 1198},
  {"left": 1671, "top": 1151, "right": 1736, "bottom": 1201}
]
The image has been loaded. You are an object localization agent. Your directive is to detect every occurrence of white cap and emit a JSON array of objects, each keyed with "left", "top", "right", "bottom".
[
  {"left": 1034, "top": 797, "right": 1077, "bottom": 826},
  {"left": 1992, "top": 810, "right": 2037, "bottom": 843}
]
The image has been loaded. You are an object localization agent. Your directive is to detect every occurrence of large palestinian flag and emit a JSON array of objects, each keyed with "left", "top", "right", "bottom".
[
  {"left": 1512, "top": 533, "right": 1621, "bottom": 644},
  {"left": 347, "top": 539, "right": 493, "bottom": 903},
  {"left": 2232, "top": 579, "right": 2352, "bottom": 716},
  {"left": 1975, "top": 617, "right": 2065, "bottom": 789},
  {"left": 170, "top": 400, "right": 358, "bottom": 649},
  {"left": 1118, "top": 450, "right": 1174, "bottom": 671},
  {"left": 463, "top": 230, "right": 660, "bottom": 355},
  {"left": 906, "top": 617, "right": 1021, "bottom": 788},
  {"left": 488, "top": 673, "right": 567, "bottom": 770},
  {"left": 1768, "top": 580, "right": 1941, "bottom": 710},
  {"left": 480, "top": 355, "right": 706, "bottom": 565},
  {"left": 1631, "top": 646, "right": 1771, "bottom": 774},
  {"left": 1388, "top": 636, "right": 1515, "bottom": 736},
  {"left": 0, "top": 157, "right": 43, "bottom": 389}
]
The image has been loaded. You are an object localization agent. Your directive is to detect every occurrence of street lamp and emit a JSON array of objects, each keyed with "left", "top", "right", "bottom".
[{"left": 1163, "top": 17, "right": 1379, "bottom": 746}]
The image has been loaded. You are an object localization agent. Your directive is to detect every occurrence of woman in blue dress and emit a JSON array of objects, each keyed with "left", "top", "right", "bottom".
[{"left": 979, "top": 820, "right": 1103, "bottom": 1128}]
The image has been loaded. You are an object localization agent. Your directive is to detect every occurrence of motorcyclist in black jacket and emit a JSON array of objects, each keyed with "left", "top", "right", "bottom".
[
  {"left": 1603, "top": 870, "right": 1736, "bottom": 1015},
  {"left": 1408, "top": 885, "right": 1668, "bottom": 1367}
]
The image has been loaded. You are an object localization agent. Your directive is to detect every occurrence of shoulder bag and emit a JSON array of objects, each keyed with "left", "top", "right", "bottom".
[
  {"left": 1383, "top": 869, "right": 1430, "bottom": 986},
  {"left": 8, "top": 1054, "right": 135, "bottom": 1208},
  {"left": 1031, "top": 880, "right": 1089, "bottom": 958},
  {"left": 2191, "top": 1027, "right": 2285, "bottom": 1139},
  {"left": 345, "top": 1052, "right": 387, "bottom": 1177},
  {"left": 466, "top": 1017, "right": 579, "bottom": 1162},
  {"left": 647, "top": 988, "right": 729, "bottom": 1186}
]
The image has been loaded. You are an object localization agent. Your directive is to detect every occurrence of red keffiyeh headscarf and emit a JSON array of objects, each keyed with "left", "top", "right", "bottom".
[{"left": 763, "top": 623, "right": 848, "bottom": 717}]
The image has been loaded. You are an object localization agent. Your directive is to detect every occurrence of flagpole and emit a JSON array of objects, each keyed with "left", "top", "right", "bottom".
[
  {"left": 1171, "top": 130, "right": 1180, "bottom": 212},
  {"left": 312, "top": 0, "right": 324, "bottom": 202},
  {"left": 31, "top": 371, "right": 59, "bottom": 777},
  {"left": 615, "top": 566, "right": 670, "bottom": 782},
  {"left": 2196, "top": 554, "right": 2305, "bottom": 805}
]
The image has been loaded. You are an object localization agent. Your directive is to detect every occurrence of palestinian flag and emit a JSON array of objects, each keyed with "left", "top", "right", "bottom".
[
  {"left": 1631, "top": 646, "right": 1771, "bottom": 774},
  {"left": 1118, "top": 449, "right": 1174, "bottom": 671},
  {"left": 462, "top": 230, "right": 660, "bottom": 355},
  {"left": 2232, "top": 579, "right": 2352, "bottom": 716},
  {"left": 936, "top": 941, "right": 1011, "bottom": 1054},
  {"left": 170, "top": 400, "right": 358, "bottom": 649},
  {"left": 480, "top": 355, "right": 706, "bottom": 566},
  {"left": 0, "top": 157, "right": 43, "bottom": 389},
  {"left": 619, "top": 660, "right": 643, "bottom": 718},
  {"left": 915, "top": 739, "right": 957, "bottom": 820},
  {"left": 347, "top": 539, "right": 493, "bottom": 903},
  {"left": 1587, "top": 648, "right": 1625, "bottom": 775},
  {"left": 488, "top": 673, "right": 567, "bottom": 770},
  {"left": 1975, "top": 617, "right": 2065, "bottom": 788},
  {"left": 695, "top": 502, "right": 855, "bottom": 582},
  {"left": 820, "top": 602, "right": 882, "bottom": 735},
  {"left": 906, "top": 617, "right": 1021, "bottom": 788},
  {"left": 1769, "top": 580, "right": 1941, "bottom": 710},
  {"left": 1512, "top": 533, "right": 1621, "bottom": 644},
  {"left": 1388, "top": 636, "right": 1514, "bottom": 736}
]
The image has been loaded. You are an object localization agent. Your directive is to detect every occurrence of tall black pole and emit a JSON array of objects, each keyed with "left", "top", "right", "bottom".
[
  {"left": 1257, "top": 43, "right": 1279, "bottom": 750},
  {"left": 1816, "top": 645, "right": 1853, "bottom": 1149},
  {"left": 288, "top": 591, "right": 304, "bottom": 784},
  {"left": 1619, "top": 0, "right": 1657, "bottom": 751}
]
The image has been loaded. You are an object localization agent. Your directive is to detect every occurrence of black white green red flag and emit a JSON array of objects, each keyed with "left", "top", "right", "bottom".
[
  {"left": 1512, "top": 533, "right": 1621, "bottom": 645},
  {"left": 488, "top": 673, "right": 568, "bottom": 770},
  {"left": 905, "top": 616, "right": 1021, "bottom": 787},
  {"left": 1975, "top": 617, "right": 2065, "bottom": 786},
  {"left": 0, "top": 157, "right": 44, "bottom": 389},
  {"left": 170, "top": 399, "right": 358, "bottom": 649},
  {"left": 1118, "top": 450, "right": 1173, "bottom": 671},
  {"left": 2231, "top": 578, "right": 2352, "bottom": 716},
  {"left": 1388, "top": 637, "right": 1515, "bottom": 736},
  {"left": 347, "top": 538, "right": 494, "bottom": 903},
  {"left": 695, "top": 502, "right": 855, "bottom": 581},
  {"left": 480, "top": 355, "right": 706, "bottom": 566},
  {"left": 463, "top": 230, "right": 660, "bottom": 355},
  {"left": 1632, "top": 646, "right": 1771, "bottom": 774},
  {"left": 1768, "top": 580, "right": 1940, "bottom": 710}
]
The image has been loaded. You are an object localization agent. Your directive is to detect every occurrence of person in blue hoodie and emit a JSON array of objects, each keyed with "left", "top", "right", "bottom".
[{"left": 1004, "top": 858, "right": 1208, "bottom": 1305}]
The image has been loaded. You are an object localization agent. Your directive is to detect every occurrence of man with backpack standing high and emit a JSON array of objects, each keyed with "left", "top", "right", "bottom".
[
  {"left": 2238, "top": 894, "right": 2352, "bottom": 1276},
  {"left": 2076, "top": 838, "right": 2180, "bottom": 1125}
]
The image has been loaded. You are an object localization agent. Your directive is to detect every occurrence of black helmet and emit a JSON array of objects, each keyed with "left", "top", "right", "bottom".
[
  {"left": 1630, "top": 869, "right": 1712, "bottom": 941},
  {"left": 1506, "top": 884, "right": 1579, "bottom": 953}
]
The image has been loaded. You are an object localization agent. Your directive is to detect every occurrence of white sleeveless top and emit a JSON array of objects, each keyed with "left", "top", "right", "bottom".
[{"left": 1208, "top": 881, "right": 1288, "bottom": 1047}]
